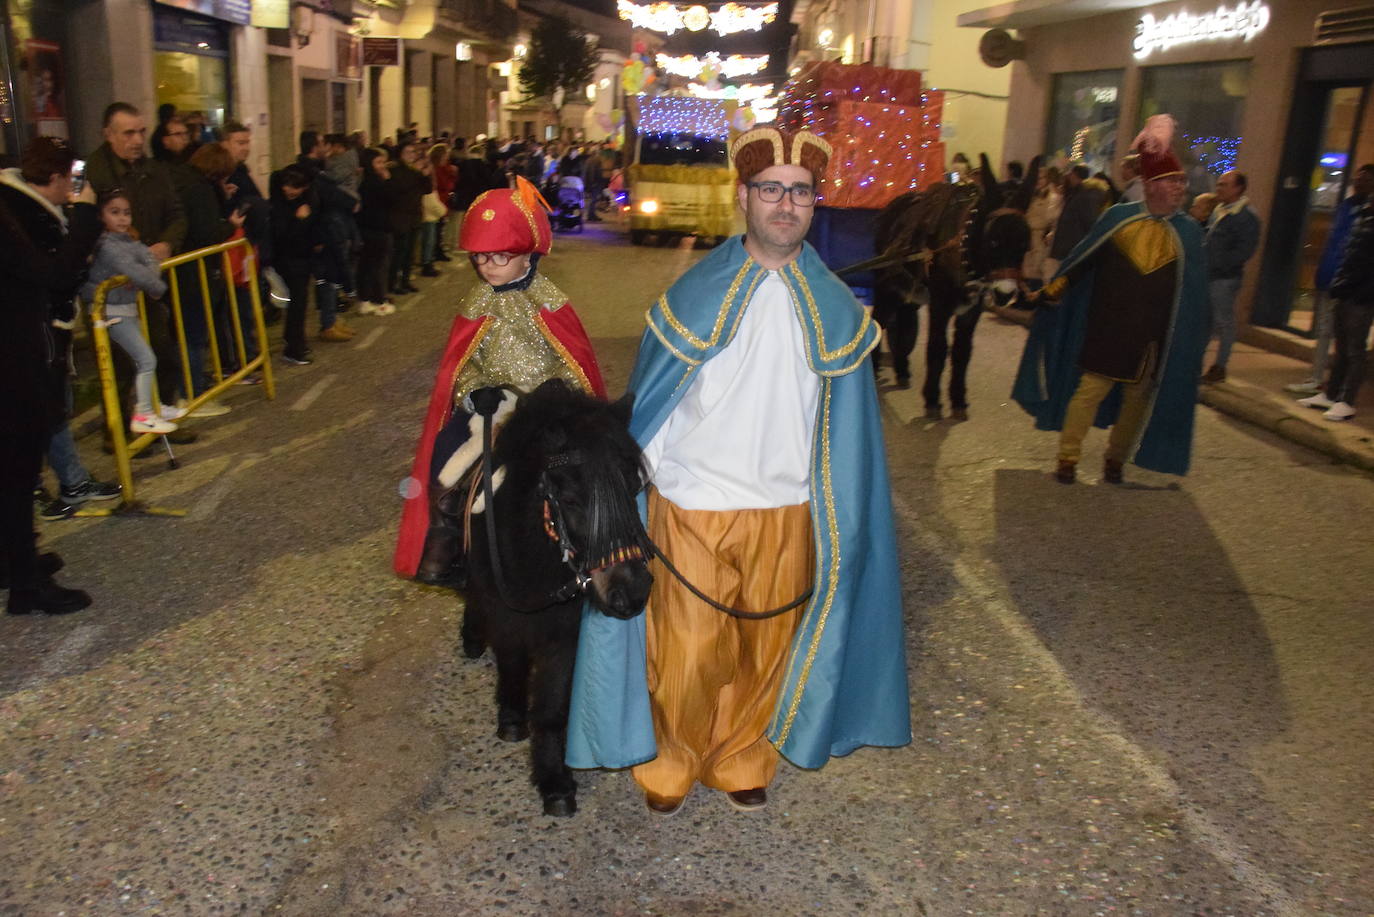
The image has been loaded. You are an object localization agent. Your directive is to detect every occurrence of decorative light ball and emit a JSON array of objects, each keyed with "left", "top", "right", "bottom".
[
  {"left": 733, "top": 107, "right": 756, "bottom": 132},
  {"left": 698, "top": 62, "right": 721, "bottom": 84},
  {"left": 682, "top": 5, "right": 710, "bottom": 31}
]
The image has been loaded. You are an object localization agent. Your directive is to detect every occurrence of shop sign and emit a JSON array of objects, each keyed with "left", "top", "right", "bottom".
[
  {"left": 252, "top": 0, "right": 290, "bottom": 29},
  {"left": 362, "top": 37, "right": 401, "bottom": 66},
  {"left": 1134, "top": 1, "right": 1270, "bottom": 59},
  {"left": 337, "top": 33, "right": 362, "bottom": 79},
  {"left": 153, "top": 0, "right": 251, "bottom": 27}
]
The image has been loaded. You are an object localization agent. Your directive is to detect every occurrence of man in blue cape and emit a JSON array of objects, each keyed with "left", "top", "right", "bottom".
[
  {"left": 567, "top": 127, "right": 911, "bottom": 815},
  {"left": 1011, "top": 115, "right": 1210, "bottom": 484}
]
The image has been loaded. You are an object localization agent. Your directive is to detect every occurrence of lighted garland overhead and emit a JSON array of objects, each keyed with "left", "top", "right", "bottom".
[
  {"left": 656, "top": 51, "right": 770, "bottom": 79},
  {"left": 617, "top": 0, "right": 778, "bottom": 36}
]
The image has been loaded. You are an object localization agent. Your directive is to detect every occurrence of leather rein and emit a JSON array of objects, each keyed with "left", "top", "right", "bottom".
[{"left": 472, "top": 409, "right": 812, "bottom": 621}]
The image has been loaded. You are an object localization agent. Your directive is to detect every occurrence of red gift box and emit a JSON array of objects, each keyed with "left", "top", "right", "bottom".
[{"left": 783, "top": 61, "right": 924, "bottom": 108}]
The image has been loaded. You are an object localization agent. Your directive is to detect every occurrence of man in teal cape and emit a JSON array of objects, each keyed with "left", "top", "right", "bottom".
[
  {"left": 566, "top": 128, "right": 910, "bottom": 813},
  {"left": 1011, "top": 118, "right": 1210, "bottom": 482}
]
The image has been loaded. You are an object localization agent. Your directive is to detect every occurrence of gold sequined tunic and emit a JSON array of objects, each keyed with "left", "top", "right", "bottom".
[{"left": 451, "top": 272, "right": 586, "bottom": 409}]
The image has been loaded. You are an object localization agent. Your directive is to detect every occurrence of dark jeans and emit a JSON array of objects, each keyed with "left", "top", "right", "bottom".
[
  {"left": 923, "top": 272, "right": 981, "bottom": 410},
  {"left": 358, "top": 228, "right": 394, "bottom": 304},
  {"left": 1326, "top": 299, "right": 1374, "bottom": 405},
  {"left": 277, "top": 258, "right": 312, "bottom": 359},
  {"left": 1, "top": 432, "right": 45, "bottom": 590},
  {"left": 390, "top": 228, "right": 418, "bottom": 289}
]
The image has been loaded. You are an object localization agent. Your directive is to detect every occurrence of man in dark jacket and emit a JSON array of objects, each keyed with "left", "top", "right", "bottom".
[
  {"left": 1046, "top": 165, "right": 1107, "bottom": 274},
  {"left": 388, "top": 139, "right": 428, "bottom": 295},
  {"left": 1200, "top": 169, "right": 1261, "bottom": 383},
  {"left": 0, "top": 138, "right": 102, "bottom": 615},
  {"left": 1298, "top": 184, "right": 1374, "bottom": 421}
]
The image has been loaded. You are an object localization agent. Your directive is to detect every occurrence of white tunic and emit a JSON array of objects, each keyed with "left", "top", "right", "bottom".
[{"left": 642, "top": 270, "right": 821, "bottom": 511}]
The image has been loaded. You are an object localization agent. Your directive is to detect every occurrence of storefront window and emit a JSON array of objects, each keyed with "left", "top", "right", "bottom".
[
  {"left": 153, "top": 6, "right": 229, "bottom": 131},
  {"left": 1046, "top": 69, "right": 1123, "bottom": 176},
  {"left": 1139, "top": 60, "right": 1250, "bottom": 195}
]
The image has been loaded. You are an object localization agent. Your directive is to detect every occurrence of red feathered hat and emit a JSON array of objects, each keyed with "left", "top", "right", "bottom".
[
  {"left": 459, "top": 180, "right": 552, "bottom": 255},
  {"left": 1133, "top": 114, "right": 1185, "bottom": 181}
]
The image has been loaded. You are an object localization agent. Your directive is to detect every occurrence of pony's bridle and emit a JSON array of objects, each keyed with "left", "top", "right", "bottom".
[{"left": 476, "top": 413, "right": 646, "bottom": 613}]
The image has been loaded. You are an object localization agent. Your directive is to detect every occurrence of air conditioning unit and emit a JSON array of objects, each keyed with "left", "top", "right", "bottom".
[{"left": 1313, "top": 5, "right": 1374, "bottom": 43}]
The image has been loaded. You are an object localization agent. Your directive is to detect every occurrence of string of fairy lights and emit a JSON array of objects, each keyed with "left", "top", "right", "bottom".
[{"left": 617, "top": 0, "right": 777, "bottom": 36}]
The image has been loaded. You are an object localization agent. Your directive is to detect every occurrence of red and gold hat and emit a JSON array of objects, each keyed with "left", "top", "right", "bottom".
[
  {"left": 730, "top": 127, "right": 832, "bottom": 186},
  {"left": 1132, "top": 114, "right": 1185, "bottom": 182},
  {"left": 459, "top": 181, "right": 552, "bottom": 255}
]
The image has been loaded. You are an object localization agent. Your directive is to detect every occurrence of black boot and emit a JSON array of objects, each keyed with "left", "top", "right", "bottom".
[
  {"left": 7, "top": 578, "right": 91, "bottom": 615},
  {"left": 415, "top": 526, "right": 467, "bottom": 589}
]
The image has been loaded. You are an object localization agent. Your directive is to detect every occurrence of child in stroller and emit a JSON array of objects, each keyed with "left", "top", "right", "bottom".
[{"left": 553, "top": 174, "right": 584, "bottom": 233}]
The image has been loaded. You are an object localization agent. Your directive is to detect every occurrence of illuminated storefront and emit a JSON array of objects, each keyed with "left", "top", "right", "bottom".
[{"left": 961, "top": 0, "right": 1374, "bottom": 350}]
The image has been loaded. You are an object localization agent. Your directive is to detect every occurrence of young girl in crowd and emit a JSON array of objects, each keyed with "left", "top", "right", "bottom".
[{"left": 82, "top": 190, "right": 180, "bottom": 435}]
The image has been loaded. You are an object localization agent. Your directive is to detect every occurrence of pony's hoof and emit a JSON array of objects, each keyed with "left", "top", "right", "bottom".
[
  {"left": 461, "top": 638, "right": 485, "bottom": 659},
  {"left": 543, "top": 794, "right": 577, "bottom": 817},
  {"left": 497, "top": 723, "right": 529, "bottom": 742}
]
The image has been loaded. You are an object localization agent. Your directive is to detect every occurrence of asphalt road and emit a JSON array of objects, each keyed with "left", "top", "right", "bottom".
[{"left": 2, "top": 219, "right": 1371, "bottom": 916}]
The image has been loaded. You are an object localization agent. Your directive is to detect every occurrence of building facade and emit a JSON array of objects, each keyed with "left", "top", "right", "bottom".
[
  {"left": 0, "top": 0, "right": 517, "bottom": 191},
  {"left": 960, "top": 0, "right": 1374, "bottom": 356}
]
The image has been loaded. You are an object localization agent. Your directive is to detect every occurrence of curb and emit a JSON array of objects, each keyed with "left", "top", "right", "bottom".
[{"left": 1199, "top": 380, "right": 1374, "bottom": 474}]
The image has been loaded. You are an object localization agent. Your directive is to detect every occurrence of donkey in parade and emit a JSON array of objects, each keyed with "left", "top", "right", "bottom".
[{"left": 432, "top": 379, "right": 653, "bottom": 817}]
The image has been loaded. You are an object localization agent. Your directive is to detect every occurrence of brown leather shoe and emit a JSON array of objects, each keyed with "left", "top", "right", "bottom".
[
  {"left": 1054, "top": 460, "right": 1076, "bottom": 484},
  {"left": 645, "top": 793, "right": 685, "bottom": 817},
  {"left": 725, "top": 787, "right": 767, "bottom": 811},
  {"left": 1200, "top": 364, "right": 1226, "bottom": 384},
  {"left": 319, "top": 325, "right": 353, "bottom": 343},
  {"left": 1103, "top": 458, "right": 1124, "bottom": 485}
]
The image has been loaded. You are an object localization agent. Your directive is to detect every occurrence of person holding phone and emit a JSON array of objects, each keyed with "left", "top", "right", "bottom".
[{"left": 0, "top": 138, "right": 105, "bottom": 614}]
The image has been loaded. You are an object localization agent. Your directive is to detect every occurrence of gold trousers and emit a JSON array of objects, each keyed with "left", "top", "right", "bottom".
[
  {"left": 1058, "top": 371, "right": 1154, "bottom": 464},
  {"left": 632, "top": 488, "right": 813, "bottom": 799}
]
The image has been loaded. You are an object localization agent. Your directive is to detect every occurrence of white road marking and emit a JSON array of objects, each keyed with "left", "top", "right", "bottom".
[
  {"left": 19, "top": 624, "right": 105, "bottom": 692},
  {"left": 354, "top": 327, "right": 387, "bottom": 350},
  {"left": 890, "top": 491, "right": 1303, "bottom": 917},
  {"left": 291, "top": 375, "right": 336, "bottom": 412},
  {"left": 188, "top": 454, "right": 260, "bottom": 521}
]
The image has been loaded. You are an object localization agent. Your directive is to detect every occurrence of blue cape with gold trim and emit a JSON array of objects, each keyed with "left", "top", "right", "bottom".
[
  {"left": 566, "top": 235, "right": 912, "bottom": 771},
  {"left": 1010, "top": 202, "right": 1210, "bottom": 476}
]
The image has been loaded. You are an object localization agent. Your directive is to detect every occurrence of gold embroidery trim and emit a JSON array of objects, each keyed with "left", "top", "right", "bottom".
[
  {"left": 731, "top": 127, "right": 785, "bottom": 169},
  {"left": 785, "top": 263, "right": 872, "bottom": 363},
  {"left": 445, "top": 316, "right": 491, "bottom": 421},
  {"left": 775, "top": 380, "right": 840, "bottom": 745},
  {"left": 657, "top": 257, "right": 756, "bottom": 351},
  {"left": 1113, "top": 218, "right": 1178, "bottom": 275},
  {"left": 645, "top": 311, "right": 703, "bottom": 366},
  {"left": 536, "top": 313, "right": 593, "bottom": 394}
]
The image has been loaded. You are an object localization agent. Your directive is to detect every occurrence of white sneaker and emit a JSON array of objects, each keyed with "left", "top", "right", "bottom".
[
  {"left": 159, "top": 403, "right": 188, "bottom": 421},
  {"left": 130, "top": 413, "right": 178, "bottom": 434},
  {"left": 374, "top": 302, "right": 396, "bottom": 316},
  {"left": 1284, "top": 380, "right": 1322, "bottom": 395},
  {"left": 1323, "top": 402, "right": 1356, "bottom": 421},
  {"left": 1297, "top": 393, "right": 1335, "bottom": 409}
]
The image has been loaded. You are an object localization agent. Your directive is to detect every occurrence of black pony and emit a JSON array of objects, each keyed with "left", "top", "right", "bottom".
[{"left": 448, "top": 379, "right": 652, "bottom": 817}]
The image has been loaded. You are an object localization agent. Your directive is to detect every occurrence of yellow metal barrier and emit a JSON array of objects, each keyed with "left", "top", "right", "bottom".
[{"left": 86, "top": 236, "right": 276, "bottom": 515}]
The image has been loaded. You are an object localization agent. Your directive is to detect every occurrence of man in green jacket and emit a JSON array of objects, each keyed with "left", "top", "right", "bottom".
[{"left": 86, "top": 102, "right": 186, "bottom": 260}]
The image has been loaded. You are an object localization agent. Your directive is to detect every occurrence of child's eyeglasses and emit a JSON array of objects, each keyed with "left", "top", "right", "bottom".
[{"left": 470, "top": 252, "right": 516, "bottom": 266}]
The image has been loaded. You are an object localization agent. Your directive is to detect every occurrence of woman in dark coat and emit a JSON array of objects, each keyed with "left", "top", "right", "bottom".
[
  {"left": 0, "top": 138, "right": 101, "bottom": 614},
  {"left": 176, "top": 142, "right": 245, "bottom": 397},
  {"left": 355, "top": 148, "right": 398, "bottom": 314}
]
